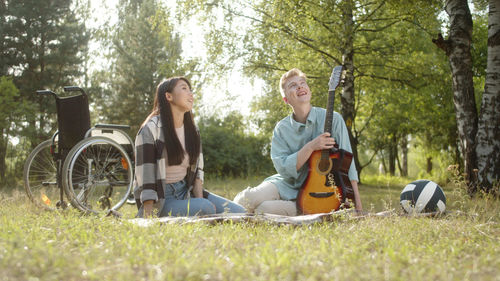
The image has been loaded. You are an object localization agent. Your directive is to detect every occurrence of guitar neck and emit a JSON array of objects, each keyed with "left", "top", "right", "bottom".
[
  {"left": 323, "top": 89, "right": 335, "bottom": 135},
  {"left": 321, "top": 89, "right": 336, "bottom": 159}
]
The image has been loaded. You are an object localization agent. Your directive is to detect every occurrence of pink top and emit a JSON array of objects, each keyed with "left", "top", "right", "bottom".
[{"left": 165, "top": 126, "right": 189, "bottom": 183}]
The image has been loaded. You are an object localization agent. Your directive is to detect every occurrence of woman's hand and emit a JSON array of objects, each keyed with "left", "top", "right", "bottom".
[{"left": 143, "top": 200, "right": 154, "bottom": 218}]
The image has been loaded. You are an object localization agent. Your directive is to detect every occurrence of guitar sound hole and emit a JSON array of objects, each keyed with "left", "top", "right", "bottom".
[
  {"left": 318, "top": 158, "right": 330, "bottom": 173},
  {"left": 309, "top": 192, "right": 335, "bottom": 198}
]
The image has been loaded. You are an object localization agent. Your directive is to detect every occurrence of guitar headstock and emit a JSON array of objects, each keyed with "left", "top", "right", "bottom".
[{"left": 328, "top": 65, "right": 344, "bottom": 91}]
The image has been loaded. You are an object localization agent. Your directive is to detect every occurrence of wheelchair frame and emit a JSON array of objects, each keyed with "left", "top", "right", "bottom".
[{"left": 23, "top": 86, "right": 135, "bottom": 214}]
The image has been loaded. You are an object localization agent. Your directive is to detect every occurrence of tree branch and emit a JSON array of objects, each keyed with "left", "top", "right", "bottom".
[
  {"left": 353, "top": 0, "right": 387, "bottom": 31},
  {"left": 220, "top": 4, "right": 341, "bottom": 65},
  {"left": 432, "top": 33, "right": 451, "bottom": 55},
  {"left": 360, "top": 150, "right": 379, "bottom": 169},
  {"left": 356, "top": 20, "right": 400, "bottom": 32}
]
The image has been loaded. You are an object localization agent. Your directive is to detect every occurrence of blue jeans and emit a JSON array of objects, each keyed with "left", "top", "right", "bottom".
[{"left": 159, "top": 180, "right": 246, "bottom": 217}]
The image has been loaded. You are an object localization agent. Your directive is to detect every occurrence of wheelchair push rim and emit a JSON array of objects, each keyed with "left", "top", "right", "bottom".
[{"left": 62, "top": 136, "right": 133, "bottom": 214}]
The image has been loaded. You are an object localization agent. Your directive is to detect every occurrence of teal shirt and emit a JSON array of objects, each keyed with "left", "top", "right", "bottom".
[{"left": 264, "top": 107, "right": 359, "bottom": 201}]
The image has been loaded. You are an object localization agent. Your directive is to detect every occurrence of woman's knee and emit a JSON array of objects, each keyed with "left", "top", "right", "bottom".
[
  {"left": 205, "top": 192, "right": 246, "bottom": 213},
  {"left": 223, "top": 201, "right": 246, "bottom": 213},
  {"left": 190, "top": 198, "right": 216, "bottom": 215}
]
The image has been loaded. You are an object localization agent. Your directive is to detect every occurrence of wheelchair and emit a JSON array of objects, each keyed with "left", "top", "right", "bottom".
[{"left": 23, "top": 86, "right": 135, "bottom": 214}]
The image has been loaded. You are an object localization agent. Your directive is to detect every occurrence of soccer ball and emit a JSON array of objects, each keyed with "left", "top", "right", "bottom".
[{"left": 400, "top": 180, "right": 446, "bottom": 214}]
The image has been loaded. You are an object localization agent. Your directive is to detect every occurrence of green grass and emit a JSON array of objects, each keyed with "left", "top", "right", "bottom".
[{"left": 1, "top": 176, "right": 499, "bottom": 281}]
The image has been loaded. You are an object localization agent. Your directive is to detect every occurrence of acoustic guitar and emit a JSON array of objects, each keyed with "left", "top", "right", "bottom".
[{"left": 296, "top": 65, "right": 355, "bottom": 214}]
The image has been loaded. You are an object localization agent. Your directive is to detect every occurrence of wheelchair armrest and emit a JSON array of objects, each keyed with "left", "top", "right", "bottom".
[
  {"left": 85, "top": 125, "right": 135, "bottom": 156},
  {"left": 95, "top": 124, "right": 131, "bottom": 130}
]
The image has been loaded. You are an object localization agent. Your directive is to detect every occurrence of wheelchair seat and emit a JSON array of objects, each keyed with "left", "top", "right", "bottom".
[{"left": 89, "top": 126, "right": 134, "bottom": 156}]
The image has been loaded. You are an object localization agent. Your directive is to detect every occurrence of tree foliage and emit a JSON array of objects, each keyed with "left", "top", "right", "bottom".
[
  {"left": 0, "top": 0, "right": 89, "bottom": 186},
  {"left": 198, "top": 112, "right": 274, "bottom": 178},
  {"left": 1, "top": 0, "right": 495, "bottom": 187},
  {"left": 1, "top": 0, "right": 89, "bottom": 138},
  {"left": 179, "top": 0, "right": 457, "bottom": 180},
  {"left": 91, "top": 0, "right": 201, "bottom": 136},
  {"left": 0, "top": 77, "right": 20, "bottom": 183}
]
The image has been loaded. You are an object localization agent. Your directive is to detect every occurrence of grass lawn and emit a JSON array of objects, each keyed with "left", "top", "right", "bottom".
[{"left": 0, "top": 176, "right": 498, "bottom": 281}]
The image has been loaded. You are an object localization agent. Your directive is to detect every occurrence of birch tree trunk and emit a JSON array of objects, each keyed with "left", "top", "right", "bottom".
[
  {"left": 433, "top": 0, "right": 478, "bottom": 192},
  {"left": 476, "top": 0, "right": 500, "bottom": 192},
  {"left": 340, "top": 0, "right": 360, "bottom": 180}
]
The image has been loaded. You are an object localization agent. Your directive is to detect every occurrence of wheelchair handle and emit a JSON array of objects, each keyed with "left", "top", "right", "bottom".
[
  {"left": 36, "top": 90, "right": 56, "bottom": 97},
  {"left": 64, "top": 86, "right": 88, "bottom": 97}
]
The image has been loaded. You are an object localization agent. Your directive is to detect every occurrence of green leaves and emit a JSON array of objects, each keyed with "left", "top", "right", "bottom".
[
  {"left": 179, "top": 0, "right": 462, "bottom": 177},
  {"left": 0, "top": 77, "right": 19, "bottom": 130},
  {"left": 199, "top": 111, "right": 274, "bottom": 177},
  {"left": 1, "top": 0, "right": 90, "bottom": 183}
]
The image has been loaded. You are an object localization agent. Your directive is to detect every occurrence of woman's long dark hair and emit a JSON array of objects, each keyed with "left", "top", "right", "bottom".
[{"left": 145, "top": 77, "right": 200, "bottom": 166}]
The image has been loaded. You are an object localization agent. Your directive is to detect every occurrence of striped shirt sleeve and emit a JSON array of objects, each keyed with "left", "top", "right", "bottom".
[
  {"left": 195, "top": 130, "right": 204, "bottom": 182},
  {"left": 196, "top": 152, "right": 204, "bottom": 182},
  {"left": 135, "top": 123, "right": 160, "bottom": 203}
]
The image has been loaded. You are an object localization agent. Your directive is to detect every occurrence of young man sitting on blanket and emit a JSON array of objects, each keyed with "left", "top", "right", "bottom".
[{"left": 234, "top": 68, "right": 363, "bottom": 216}]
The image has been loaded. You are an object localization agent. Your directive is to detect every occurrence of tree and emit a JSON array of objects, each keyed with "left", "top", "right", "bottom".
[
  {"left": 432, "top": 0, "right": 478, "bottom": 190},
  {"left": 354, "top": 5, "right": 455, "bottom": 178},
  {"left": 475, "top": 0, "right": 500, "bottom": 192},
  {"left": 0, "top": 0, "right": 89, "bottom": 183},
  {"left": 198, "top": 111, "right": 273, "bottom": 178},
  {"left": 434, "top": 0, "right": 499, "bottom": 193},
  {"left": 93, "top": 0, "right": 200, "bottom": 136},
  {"left": 180, "top": 0, "right": 445, "bottom": 180},
  {"left": 0, "top": 77, "right": 20, "bottom": 184},
  {"left": 1, "top": 0, "right": 89, "bottom": 140}
]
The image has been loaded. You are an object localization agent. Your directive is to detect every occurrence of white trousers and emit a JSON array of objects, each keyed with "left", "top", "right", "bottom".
[{"left": 233, "top": 181, "right": 298, "bottom": 216}]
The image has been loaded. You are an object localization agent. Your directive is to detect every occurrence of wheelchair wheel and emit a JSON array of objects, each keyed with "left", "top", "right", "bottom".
[
  {"left": 62, "top": 136, "right": 133, "bottom": 214},
  {"left": 23, "top": 140, "right": 58, "bottom": 211}
]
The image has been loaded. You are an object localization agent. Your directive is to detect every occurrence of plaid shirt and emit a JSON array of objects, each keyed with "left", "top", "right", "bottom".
[{"left": 133, "top": 115, "right": 204, "bottom": 213}]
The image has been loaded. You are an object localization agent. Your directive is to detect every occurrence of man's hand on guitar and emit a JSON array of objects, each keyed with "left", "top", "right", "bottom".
[
  {"left": 308, "top": 132, "right": 336, "bottom": 151},
  {"left": 297, "top": 133, "right": 337, "bottom": 170}
]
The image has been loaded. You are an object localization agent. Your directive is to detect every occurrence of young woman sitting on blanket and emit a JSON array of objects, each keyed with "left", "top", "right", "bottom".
[{"left": 133, "top": 76, "right": 246, "bottom": 217}]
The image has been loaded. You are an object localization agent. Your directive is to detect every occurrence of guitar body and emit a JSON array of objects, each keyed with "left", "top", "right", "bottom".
[{"left": 296, "top": 149, "right": 354, "bottom": 214}]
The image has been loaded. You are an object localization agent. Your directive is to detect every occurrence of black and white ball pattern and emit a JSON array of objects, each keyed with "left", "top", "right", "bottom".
[{"left": 400, "top": 180, "right": 446, "bottom": 213}]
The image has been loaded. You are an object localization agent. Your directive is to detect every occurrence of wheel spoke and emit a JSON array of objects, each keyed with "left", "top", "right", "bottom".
[
  {"left": 63, "top": 137, "right": 133, "bottom": 213},
  {"left": 24, "top": 140, "right": 58, "bottom": 211}
]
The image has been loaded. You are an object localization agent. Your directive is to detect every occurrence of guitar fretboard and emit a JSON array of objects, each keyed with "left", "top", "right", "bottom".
[{"left": 321, "top": 89, "right": 336, "bottom": 159}]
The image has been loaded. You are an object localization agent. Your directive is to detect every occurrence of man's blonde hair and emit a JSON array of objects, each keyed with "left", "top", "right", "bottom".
[{"left": 279, "top": 68, "right": 307, "bottom": 97}]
